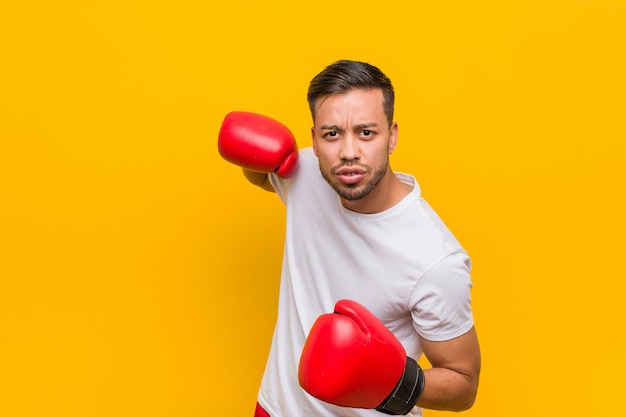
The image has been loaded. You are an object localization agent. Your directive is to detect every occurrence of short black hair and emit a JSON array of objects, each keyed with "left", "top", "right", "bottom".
[{"left": 307, "top": 60, "right": 395, "bottom": 127}]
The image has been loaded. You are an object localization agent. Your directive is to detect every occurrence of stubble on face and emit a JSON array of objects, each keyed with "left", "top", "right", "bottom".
[{"left": 320, "top": 157, "right": 389, "bottom": 201}]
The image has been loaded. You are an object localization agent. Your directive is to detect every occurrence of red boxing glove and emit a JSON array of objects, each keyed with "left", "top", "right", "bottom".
[
  {"left": 299, "top": 300, "right": 425, "bottom": 415},
  {"left": 218, "top": 111, "right": 298, "bottom": 178}
]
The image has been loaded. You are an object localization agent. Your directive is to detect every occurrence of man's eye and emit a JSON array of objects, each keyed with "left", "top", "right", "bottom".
[
  {"left": 361, "top": 130, "right": 374, "bottom": 138},
  {"left": 324, "top": 131, "right": 339, "bottom": 139}
]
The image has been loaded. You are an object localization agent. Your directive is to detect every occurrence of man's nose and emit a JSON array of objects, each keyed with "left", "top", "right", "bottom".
[{"left": 339, "top": 135, "right": 360, "bottom": 160}]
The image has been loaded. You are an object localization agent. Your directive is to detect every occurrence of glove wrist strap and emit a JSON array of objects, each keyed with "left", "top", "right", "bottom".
[{"left": 375, "top": 357, "right": 425, "bottom": 415}]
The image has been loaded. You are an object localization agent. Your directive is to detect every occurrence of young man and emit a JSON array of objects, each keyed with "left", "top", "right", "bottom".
[{"left": 218, "top": 60, "right": 481, "bottom": 416}]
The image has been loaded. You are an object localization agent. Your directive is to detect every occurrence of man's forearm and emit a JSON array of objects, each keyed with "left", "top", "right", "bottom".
[
  {"left": 417, "top": 367, "right": 478, "bottom": 412},
  {"left": 243, "top": 169, "right": 275, "bottom": 192}
]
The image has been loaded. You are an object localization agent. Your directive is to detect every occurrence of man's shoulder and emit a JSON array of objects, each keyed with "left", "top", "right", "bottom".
[
  {"left": 292, "top": 147, "right": 319, "bottom": 179},
  {"left": 298, "top": 146, "right": 316, "bottom": 162}
]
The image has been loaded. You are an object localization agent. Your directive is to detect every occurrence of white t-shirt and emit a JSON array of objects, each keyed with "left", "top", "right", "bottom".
[{"left": 258, "top": 147, "right": 474, "bottom": 417}]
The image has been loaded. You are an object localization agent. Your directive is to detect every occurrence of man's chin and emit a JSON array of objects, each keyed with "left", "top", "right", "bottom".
[{"left": 334, "top": 184, "right": 369, "bottom": 201}]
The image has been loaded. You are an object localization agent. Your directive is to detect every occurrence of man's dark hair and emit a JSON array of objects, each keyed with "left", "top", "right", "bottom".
[{"left": 307, "top": 60, "right": 395, "bottom": 127}]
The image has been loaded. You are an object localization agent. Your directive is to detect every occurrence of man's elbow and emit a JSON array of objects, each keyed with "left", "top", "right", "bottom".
[
  {"left": 457, "top": 396, "right": 476, "bottom": 412},
  {"left": 454, "top": 385, "right": 479, "bottom": 412}
]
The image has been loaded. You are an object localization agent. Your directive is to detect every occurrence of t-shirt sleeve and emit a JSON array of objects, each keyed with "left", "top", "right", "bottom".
[
  {"left": 268, "top": 173, "right": 289, "bottom": 204},
  {"left": 409, "top": 251, "right": 474, "bottom": 341},
  {"left": 268, "top": 147, "right": 314, "bottom": 204}
]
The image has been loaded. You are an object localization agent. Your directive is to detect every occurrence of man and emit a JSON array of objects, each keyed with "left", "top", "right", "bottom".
[{"left": 218, "top": 60, "right": 481, "bottom": 416}]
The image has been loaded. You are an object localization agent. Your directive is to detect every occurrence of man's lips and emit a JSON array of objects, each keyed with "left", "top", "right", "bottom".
[{"left": 333, "top": 166, "right": 368, "bottom": 185}]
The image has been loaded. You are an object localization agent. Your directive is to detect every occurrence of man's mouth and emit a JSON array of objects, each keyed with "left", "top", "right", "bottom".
[{"left": 333, "top": 165, "right": 368, "bottom": 185}]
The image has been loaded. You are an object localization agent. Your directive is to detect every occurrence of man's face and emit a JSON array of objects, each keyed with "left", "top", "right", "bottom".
[{"left": 312, "top": 88, "right": 398, "bottom": 203}]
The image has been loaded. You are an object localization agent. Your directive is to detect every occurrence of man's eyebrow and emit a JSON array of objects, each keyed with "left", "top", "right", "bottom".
[
  {"left": 353, "top": 122, "right": 378, "bottom": 129},
  {"left": 320, "top": 122, "right": 378, "bottom": 130}
]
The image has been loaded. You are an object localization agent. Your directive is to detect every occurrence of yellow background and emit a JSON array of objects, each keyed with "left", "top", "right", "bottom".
[{"left": 1, "top": 0, "right": 625, "bottom": 415}]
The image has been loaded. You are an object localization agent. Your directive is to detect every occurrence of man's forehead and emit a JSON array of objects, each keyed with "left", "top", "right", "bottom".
[{"left": 314, "top": 89, "right": 386, "bottom": 121}]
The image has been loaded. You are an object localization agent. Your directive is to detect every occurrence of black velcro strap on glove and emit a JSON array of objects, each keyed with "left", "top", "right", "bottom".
[{"left": 375, "top": 357, "right": 425, "bottom": 415}]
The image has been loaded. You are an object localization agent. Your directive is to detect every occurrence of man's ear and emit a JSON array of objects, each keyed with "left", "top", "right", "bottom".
[
  {"left": 388, "top": 122, "right": 399, "bottom": 154},
  {"left": 311, "top": 126, "right": 318, "bottom": 156}
]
